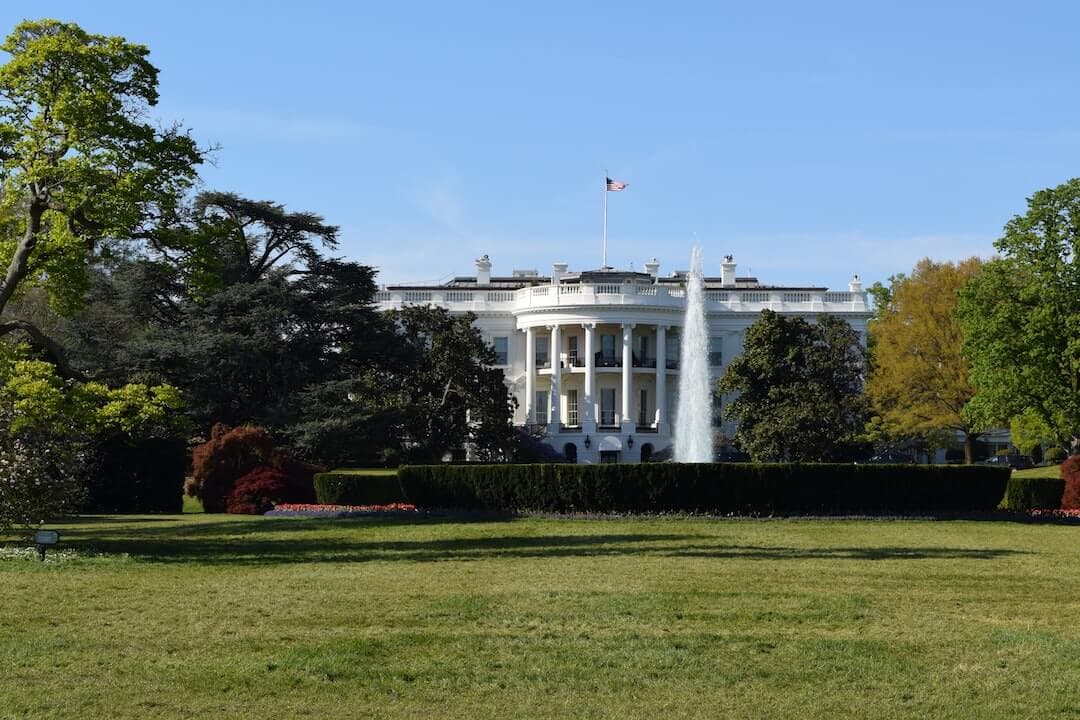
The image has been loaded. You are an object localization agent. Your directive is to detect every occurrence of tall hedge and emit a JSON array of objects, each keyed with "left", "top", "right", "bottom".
[
  {"left": 396, "top": 463, "right": 1010, "bottom": 514},
  {"left": 85, "top": 436, "right": 187, "bottom": 513}
]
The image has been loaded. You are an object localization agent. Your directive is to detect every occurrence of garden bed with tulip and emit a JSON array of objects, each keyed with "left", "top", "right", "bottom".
[{"left": 265, "top": 502, "right": 418, "bottom": 518}]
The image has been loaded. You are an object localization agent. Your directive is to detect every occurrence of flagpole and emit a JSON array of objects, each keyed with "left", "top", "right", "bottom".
[{"left": 602, "top": 170, "right": 608, "bottom": 268}]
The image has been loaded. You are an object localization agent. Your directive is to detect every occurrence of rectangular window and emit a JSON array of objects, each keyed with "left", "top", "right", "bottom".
[
  {"left": 600, "top": 334, "right": 616, "bottom": 364},
  {"left": 568, "top": 336, "right": 579, "bottom": 365},
  {"left": 712, "top": 393, "right": 723, "bottom": 427},
  {"left": 535, "top": 336, "right": 550, "bottom": 367},
  {"left": 637, "top": 335, "right": 649, "bottom": 362},
  {"left": 600, "top": 450, "right": 620, "bottom": 464},
  {"left": 567, "top": 389, "right": 579, "bottom": 427},
  {"left": 638, "top": 388, "right": 649, "bottom": 426},
  {"left": 600, "top": 388, "right": 616, "bottom": 426},
  {"left": 709, "top": 337, "right": 723, "bottom": 367},
  {"left": 666, "top": 334, "right": 680, "bottom": 368},
  {"left": 535, "top": 390, "right": 549, "bottom": 424},
  {"left": 492, "top": 336, "right": 508, "bottom": 365}
]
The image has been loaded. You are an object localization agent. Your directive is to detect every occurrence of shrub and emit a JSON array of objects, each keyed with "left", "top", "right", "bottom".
[
  {"left": 396, "top": 463, "right": 1010, "bottom": 515},
  {"left": 313, "top": 470, "right": 406, "bottom": 505},
  {"left": 1060, "top": 454, "right": 1080, "bottom": 509},
  {"left": 1001, "top": 474, "right": 1064, "bottom": 511},
  {"left": 227, "top": 466, "right": 301, "bottom": 515},
  {"left": 1044, "top": 447, "right": 1067, "bottom": 465},
  {"left": 189, "top": 424, "right": 320, "bottom": 513},
  {"left": 85, "top": 436, "right": 187, "bottom": 513}
]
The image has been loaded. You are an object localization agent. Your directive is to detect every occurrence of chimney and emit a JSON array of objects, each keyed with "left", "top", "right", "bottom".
[
  {"left": 848, "top": 274, "right": 863, "bottom": 293},
  {"left": 475, "top": 254, "right": 491, "bottom": 285},
  {"left": 644, "top": 258, "right": 660, "bottom": 278},
  {"left": 552, "top": 262, "right": 568, "bottom": 285},
  {"left": 721, "top": 255, "right": 737, "bottom": 287}
]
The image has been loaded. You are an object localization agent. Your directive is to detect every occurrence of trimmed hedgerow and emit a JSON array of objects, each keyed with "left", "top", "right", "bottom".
[
  {"left": 1001, "top": 474, "right": 1065, "bottom": 511},
  {"left": 396, "top": 463, "right": 1010, "bottom": 514},
  {"left": 314, "top": 470, "right": 407, "bottom": 506}
]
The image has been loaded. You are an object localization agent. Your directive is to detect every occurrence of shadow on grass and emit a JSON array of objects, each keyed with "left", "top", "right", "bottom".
[{"left": 47, "top": 518, "right": 1029, "bottom": 565}]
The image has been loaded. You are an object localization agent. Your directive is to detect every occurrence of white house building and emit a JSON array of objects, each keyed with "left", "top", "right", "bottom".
[{"left": 375, "top": 255, "right": 871, "bottom": 464}]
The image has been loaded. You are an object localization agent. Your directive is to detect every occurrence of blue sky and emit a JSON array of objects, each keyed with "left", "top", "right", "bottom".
[{"left": 6, "top": 2, "right": 1080, "bottom": 289}]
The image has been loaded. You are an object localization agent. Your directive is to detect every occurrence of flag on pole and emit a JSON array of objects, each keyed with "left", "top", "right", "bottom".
[{"left": 606, "top": 177, "right": 628, "bottom": 192}]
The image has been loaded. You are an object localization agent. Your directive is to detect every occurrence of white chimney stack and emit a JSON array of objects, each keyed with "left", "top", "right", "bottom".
[
  {"left": 721, "top": 255, "right": 737, "bottom": 287},
  {"left": 848, "top": 274, "right": 863, "bottom": 293},
  {"left": 644, "top": 258, "right": 660, "bottom": 278},
  {"left": 475, "top": 254, "right": 491, "bottom": 285},
  {"left": 552, "top": 262, "right": 568, "bottom": 284}
]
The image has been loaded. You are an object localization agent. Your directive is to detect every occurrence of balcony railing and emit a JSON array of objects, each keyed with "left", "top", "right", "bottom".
[{"left": 375, "top": 284, "right": 869, "bottom": 313}]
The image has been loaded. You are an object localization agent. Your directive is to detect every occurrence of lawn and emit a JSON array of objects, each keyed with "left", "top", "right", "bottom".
[
  {"left": 2, "top": 514, "right": 1079, "bottom": 719},
  {"left": 1013, "top": 464, "right": 1064, "bottom": 480}
]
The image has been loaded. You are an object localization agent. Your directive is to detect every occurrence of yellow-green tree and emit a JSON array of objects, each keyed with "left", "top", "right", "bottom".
[{"left": 866, "top": 258, "right": 983, "bottom": 463}]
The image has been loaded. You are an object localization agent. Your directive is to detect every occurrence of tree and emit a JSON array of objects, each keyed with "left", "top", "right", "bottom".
[
  {"left": 958, "top": 179, "right": 1080, "bottom": 453},
  {"left": 717, "top": 310, "right": 868, "bottom": 462},
  {"left": 0, "top": 20, "right": 202, "bottom": 376},
  {"left": 382, "top": 305, "right": 517, "bottom": 463},
  {"left": 866, "top": 258, "right": 983, "bottom": 463}
]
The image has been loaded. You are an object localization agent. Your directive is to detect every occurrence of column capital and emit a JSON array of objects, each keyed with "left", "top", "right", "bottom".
[
  {"left": 621, "top": 322, "right": 636, "bottom": 330},
  {"left": 581, "top": 321, "right": 597, "bottom": 330}
]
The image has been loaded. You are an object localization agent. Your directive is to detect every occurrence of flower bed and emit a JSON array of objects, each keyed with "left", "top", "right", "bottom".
[
  {"left": 1028, "top": 508, "right": 1080, "bottom": 519},
  {"left": 265, "top": 502, "right": 418, "bottom": 518}
]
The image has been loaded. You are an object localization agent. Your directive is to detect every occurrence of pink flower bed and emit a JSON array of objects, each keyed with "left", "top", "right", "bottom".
[
  {"left": 1028, "top": 508, "right": 1080, "bottom": 519},
  {"left": 266, "top": 502, "right": 417, "bottom": 517}
]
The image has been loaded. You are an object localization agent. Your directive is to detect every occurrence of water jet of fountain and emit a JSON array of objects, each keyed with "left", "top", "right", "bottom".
[{"left": 674, "top": 246, "right": 713, "bottom": 463}]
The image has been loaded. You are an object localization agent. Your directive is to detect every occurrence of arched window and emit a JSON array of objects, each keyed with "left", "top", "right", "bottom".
[
  {"left": 640, "top": 443, "right": 654, "bottom": 463},
  {"left": 563, "top": 443, "right": 578, "bottom": 464}
]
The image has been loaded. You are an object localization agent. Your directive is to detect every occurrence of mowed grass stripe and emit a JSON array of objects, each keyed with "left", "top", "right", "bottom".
[{"left": 2, "top": 515, "right": 1079, "bottom": 719}]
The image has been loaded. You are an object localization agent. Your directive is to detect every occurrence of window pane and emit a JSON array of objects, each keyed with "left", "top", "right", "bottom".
[
  {"left": 709, "top": 337, "right": 722, "bottom": 367},
  {"left": 493, "top": 336, "right": 508, "bottom": 365},
  {"left": 536, "top": 336, "right": 549, "bottom": 366},
  {"left": 535, "top": 391, "right": 548, "bottom": 424},
  {"left": 600, "top": 388, "right": 616, "bottom": 425},
  {"left": 567, "top": 389, "right": 579, "bottom": 426}
]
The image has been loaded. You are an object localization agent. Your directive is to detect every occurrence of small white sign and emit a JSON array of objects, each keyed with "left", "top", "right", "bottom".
[{"left": 33, "top": 530, "right": 59, "bottom": 545}]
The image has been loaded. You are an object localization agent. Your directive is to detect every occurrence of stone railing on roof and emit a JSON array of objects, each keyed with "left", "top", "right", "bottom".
[{"left": 375, "top": 283, "right": 868, "bottom": 313}]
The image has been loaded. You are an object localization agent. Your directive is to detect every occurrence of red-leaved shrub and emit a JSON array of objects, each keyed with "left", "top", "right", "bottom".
[
  {"left": 1060, "top": 454, "right": 1080, "bottom": 509},
  {"left": 226, "top": 466, "right": 295, "bottom": 515},
  {"left": 189, "top": 424, "right": 321, "bottom": 513}
]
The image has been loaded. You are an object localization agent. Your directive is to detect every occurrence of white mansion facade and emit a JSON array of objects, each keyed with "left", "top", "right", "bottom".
[{"left": 375, "top": 255, "right": 871, "bottom": 463}]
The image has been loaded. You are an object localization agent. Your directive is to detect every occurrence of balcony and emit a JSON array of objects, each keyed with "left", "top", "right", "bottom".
[{"left": 374, "top": 284, "right": 869, "bottom": 315}]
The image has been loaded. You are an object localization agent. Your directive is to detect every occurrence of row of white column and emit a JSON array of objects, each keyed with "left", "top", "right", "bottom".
[{"left": 524, "top": 323, "right": 669, "bottom": 434}]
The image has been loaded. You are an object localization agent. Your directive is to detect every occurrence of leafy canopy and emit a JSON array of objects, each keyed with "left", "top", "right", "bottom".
[
  {"left": 866, "top": 258, "right": 982, "bottom": 457},
  {"left": 957, "top": 179, "right": 1080, "bottom": 450},
  {"left": 717, "top": 311, "right": 868, "bottom": 462}
]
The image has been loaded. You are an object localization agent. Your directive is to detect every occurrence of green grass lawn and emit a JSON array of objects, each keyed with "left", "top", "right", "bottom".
[
  {"left": 1013, "top": 464, "right": 1064, "bottom": 480},
  {"left": 2, "top": 514, "right": 1079, "bottom": 719}
]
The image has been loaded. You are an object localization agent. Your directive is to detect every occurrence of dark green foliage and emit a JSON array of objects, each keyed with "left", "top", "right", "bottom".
[
  {"left": 313, "top": 471, "right": 407, "bottom": 505},
  {"left": 85, "top": 437, "right": 186, "bottom": 513},
  {"left": 717, "top": 310, "right": 869, "bottom": 462},
  {"left": 396, "top": 463, "right": 1010, "bottom": 514},
  {"left": 1000, "top": 474, "right": 1064, "bottom": 511}
]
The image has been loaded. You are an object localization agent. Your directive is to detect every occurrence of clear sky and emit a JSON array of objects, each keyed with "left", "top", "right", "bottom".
[{"left": 5, "top": 2, "right": 1080, "bottom": 290}]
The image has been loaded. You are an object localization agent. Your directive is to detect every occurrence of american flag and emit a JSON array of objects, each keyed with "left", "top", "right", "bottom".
[{"left": 606, "top": 177, "right": 628, "bottom": 192}]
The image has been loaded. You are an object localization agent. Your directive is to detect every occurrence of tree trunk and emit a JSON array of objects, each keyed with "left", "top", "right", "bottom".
[
  {"left": 0, "top": 201, "right": 44, "bottom": 316},
  {"left": 963, "top": 433, "right": 975, "bottom": 465}
]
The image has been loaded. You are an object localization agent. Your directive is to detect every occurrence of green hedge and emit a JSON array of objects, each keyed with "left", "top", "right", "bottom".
[
  {"left": 313, "top": 470, "right": 407, "bottom": 505},
  {"left": 1001, "top": 474, "right": 1064, "bottom": 511},
  {"left": 396, "top": 463, "right": 1011, "bottom": 514}
]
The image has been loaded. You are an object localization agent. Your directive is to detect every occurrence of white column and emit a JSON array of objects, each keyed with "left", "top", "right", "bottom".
[
  {"left": 583, "top": 323, "right": 596, "bottom": 433},
  {"left": 525, "top": 327, "right": 536, "bottom": 424},
  {"left": 621, "top": 323, "right": 633, "bottom": 430},
  {"left": 548, "top": 324, "right": 561, "bottom": 432},
  {"left": 655, "top": 324, "right": 667, "bottom": 429}
]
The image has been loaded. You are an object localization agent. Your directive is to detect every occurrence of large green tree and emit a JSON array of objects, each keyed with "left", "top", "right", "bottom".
[
  {"left": 0, "top": 20, "right": 202, "bottom": 375},
  {"left": 717, "top": 310, "right": 869, "bottom": 462},
  {"left": 866, "top": 258, "right": 983, "bottom": 463},
  {"left": 958, "top": 179, "right": 1080, "bottom": 453}
]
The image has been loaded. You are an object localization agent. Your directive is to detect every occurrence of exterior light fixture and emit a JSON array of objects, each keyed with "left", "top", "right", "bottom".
[
  {"left": 583, "top": 434, "right": 591, "bottom": 449},
  {"left": 627, "top": 434, "right": 634, "bottom": 449}
]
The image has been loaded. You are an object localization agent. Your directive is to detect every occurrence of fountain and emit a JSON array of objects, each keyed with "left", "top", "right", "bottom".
[{"left": 674, "top": 246, "right": 713, "bottom": 462}]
